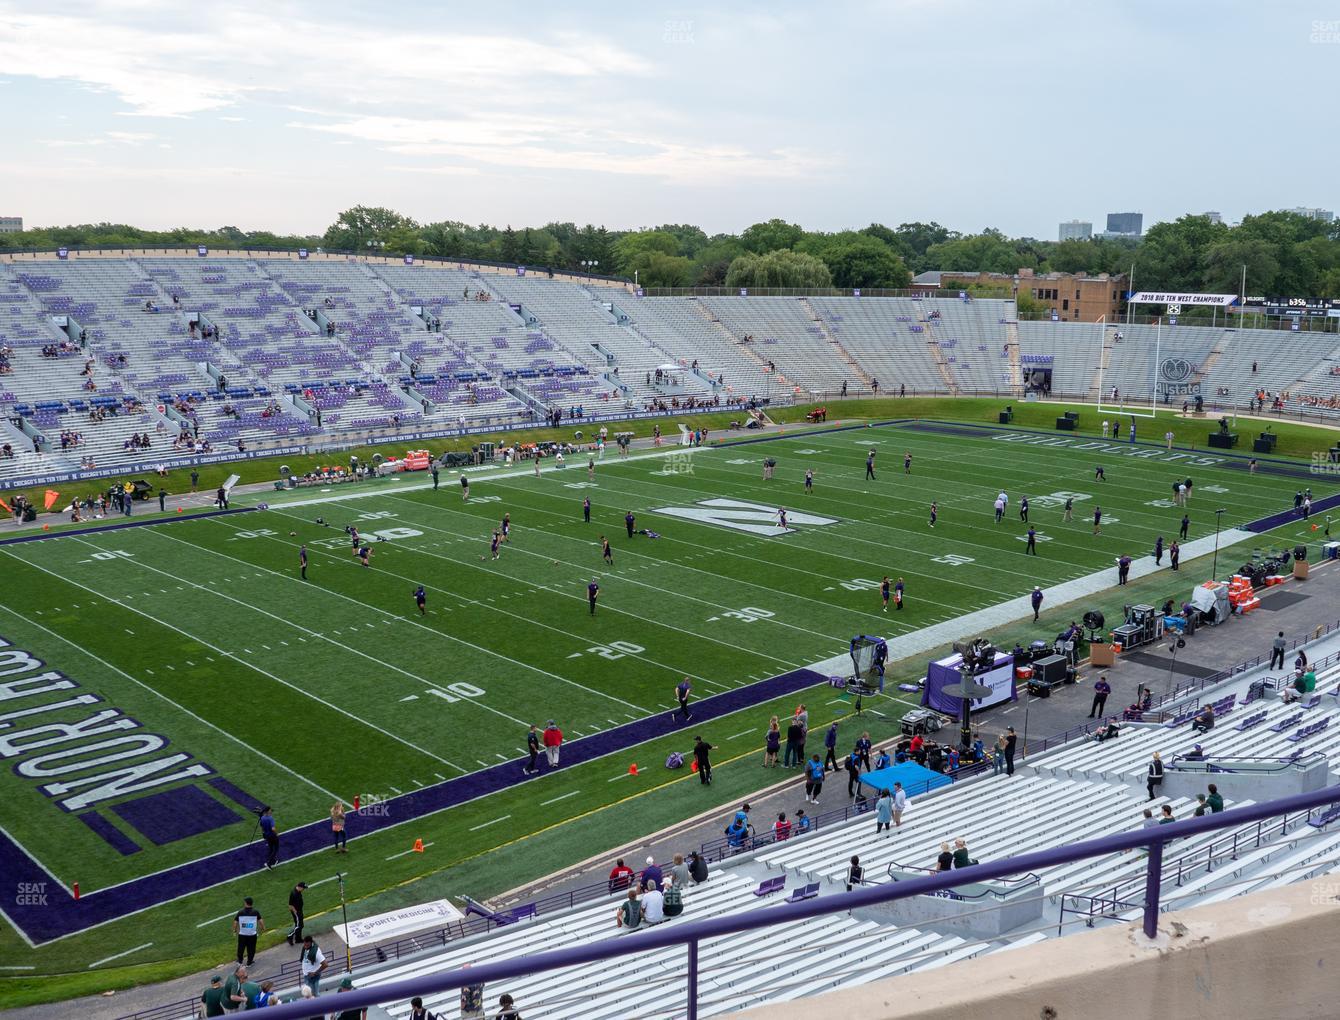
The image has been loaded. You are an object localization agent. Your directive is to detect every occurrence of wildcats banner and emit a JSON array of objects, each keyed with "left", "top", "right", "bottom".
[{"left": 1127, "top": 291, "right": 1239, "bottom": 306}]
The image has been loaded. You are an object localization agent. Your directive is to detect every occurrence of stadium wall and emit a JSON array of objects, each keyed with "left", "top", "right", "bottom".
[{"left": 722, "top": 882, "right": 1338, "bottom": 1020}]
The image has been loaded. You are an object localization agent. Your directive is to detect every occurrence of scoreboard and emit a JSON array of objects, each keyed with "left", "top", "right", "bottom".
[{"left": 1243, "top": 296, "right": 1340, "bottom": 316}]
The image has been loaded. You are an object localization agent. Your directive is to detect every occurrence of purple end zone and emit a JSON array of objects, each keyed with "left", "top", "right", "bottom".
[
  {"left": 209, "top": 777, "right": 265, "bottom": 813},
  {"left": 0, "top": 666, "right": 827, "bottom": 943},
  {"left": 112, "top": 786, "right": 244, "bottom": 846},
  {"left": 1242, "top": 493, "right": 1340, "bottom": 534},
  {"left": 0, "top": 506, "right": 257, "bottom": 547},
  {"left": 78, "top": 812, "right": 141, "bottom": 856}
]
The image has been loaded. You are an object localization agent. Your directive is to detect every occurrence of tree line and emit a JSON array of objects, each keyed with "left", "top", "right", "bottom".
[{"left": 5, "top": 209, "right": 1337, "bottom": 298}]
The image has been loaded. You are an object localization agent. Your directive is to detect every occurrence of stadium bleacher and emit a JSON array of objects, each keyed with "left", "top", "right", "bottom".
[{"left": 5, "top": 255, "right": 1340, "bottom": 488}]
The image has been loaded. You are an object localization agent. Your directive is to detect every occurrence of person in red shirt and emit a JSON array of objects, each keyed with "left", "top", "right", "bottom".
[
  {"left": 909, "top": 734, "right": 924, "bottom": 755},
  {"left": 773, "top": 813, "right": 792, "bottom": 841},
  {"left": 607, "top": 859, "right": 634, "bottom": 892},
  {"left": 542, "top": 720, "right": 563, "bottom": 767}
]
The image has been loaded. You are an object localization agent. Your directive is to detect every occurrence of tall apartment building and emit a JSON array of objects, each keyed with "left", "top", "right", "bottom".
[{"left": 1058, "top": 220, "right": 1092, "bottom": 241}]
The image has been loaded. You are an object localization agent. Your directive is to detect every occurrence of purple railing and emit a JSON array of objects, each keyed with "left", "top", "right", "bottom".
[{"left": 147, "top": 785, "right": 1340, "bottom": 1020}]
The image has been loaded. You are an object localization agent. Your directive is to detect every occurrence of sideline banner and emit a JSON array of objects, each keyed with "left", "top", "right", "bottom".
[
  {"left": 333, "top": 899, "right": 464, "bottom": 947},
  {"left": 1127, "top": 291, "right": 1238, "bottom": 306}
]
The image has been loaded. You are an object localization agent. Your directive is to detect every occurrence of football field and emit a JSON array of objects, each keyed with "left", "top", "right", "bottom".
[{"left": 0, "top": 418, "right": 1332, "bottom": 977}]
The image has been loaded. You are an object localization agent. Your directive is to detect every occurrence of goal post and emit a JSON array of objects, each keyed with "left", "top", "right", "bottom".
[{"left": 1094, "top": 314, "right": 1161, "bottom": 419}]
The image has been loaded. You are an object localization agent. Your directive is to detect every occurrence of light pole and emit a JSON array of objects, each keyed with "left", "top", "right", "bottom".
[{"left": 1211, "top": 507, "right": 1227, "bottom": 580}]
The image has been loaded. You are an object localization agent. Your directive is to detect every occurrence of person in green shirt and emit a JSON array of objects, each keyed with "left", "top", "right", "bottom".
[
  {"left": 615, "top": 888, "right": 642, "bottom": 930},
  {"left": 221, "top": 967, "right": 249, "bottom": 1012},
  {"left": 951, "top": 838, "right": 978, "bottom": 868},
  {"left": 1159, "top": 805, "right": 1176, "bottom": 824},
  {"left": 240, "top": 978, "right": 263, "bottom": 1011},
  {"left": 1206, "top": 784, "right": 1225, "bottom": 813},
  {"left": 201, "top": 976, "right": 227, "bottom": 1017}
]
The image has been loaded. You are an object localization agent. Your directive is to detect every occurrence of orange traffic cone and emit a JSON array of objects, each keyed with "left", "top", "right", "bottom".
[
  {"left": 177, "top": 507, "right": 184, "bottom": 514},
  {"left": 689, "top": 759, "right": 698, "bottom": 773},
  {"left": 628, "top": 763, "right": 639, "bottom": 776},
  {"left": 411, "top": 838, "right": 425, "bottom": 853}
]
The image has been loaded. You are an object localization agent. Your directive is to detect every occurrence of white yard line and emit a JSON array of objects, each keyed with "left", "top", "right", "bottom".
[
  {"left": 468, "top": 815, "right": 511, "bottom": 832},
  {"left": 540, "top": 791, "right": 581, "bottom": 806},
  {"left": 88, "top": 942, "right": 153, "bottom": 969},
  {"left": 0, "top": 600, "right": 345, "bottom": 806}
]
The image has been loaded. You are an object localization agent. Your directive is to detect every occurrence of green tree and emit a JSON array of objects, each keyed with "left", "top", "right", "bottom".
[
  {"left": 612, "top": 230, "right": 680, "bottom": 274},
  {"left": 725, "top": 249, "right": 832, "bottom": 289},
  {"left": 1132, "top": 215, "right": 1228, "bottom": 292},
  {"left": 499, "top": 226, "right": 519, "bottom": 264},
  {"left": 322, "top": 206, "right": 420, "bottom": 253},
  {"left": 801, "top": 232, "right": 910, "bottom": 288},
  {"left": 740, "top": 218, "right": 805, "bottom": 254},
  {"left": 624, "top": 250, "right": 694, "bottom": 287},
  {"left": 652, "top": 224, "right": 710, "bottom": 258},
  {"left": 693, "top": 236, "right": 747, "bottom": 286},
  {"left": 925, "top": 229, "right": 1027, "bottom": 275}
]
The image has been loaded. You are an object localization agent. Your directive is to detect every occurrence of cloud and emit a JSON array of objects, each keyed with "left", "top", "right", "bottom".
[
  {"left": 290, "top": 112, "right": 830, "bottom": 184},
  {"left": 0, "top": 3, "right": 649, "bottom": 117}
]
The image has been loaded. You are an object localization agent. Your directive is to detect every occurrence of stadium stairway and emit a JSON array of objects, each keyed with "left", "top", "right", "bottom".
[
  {"left": 1005, "top": 320, "right": 1023, "bottom": 397},
  {"left": 921, "top": 317, "right": 958, "bottom": 394},
  {"left": 797, "top": 296, "right": 873, "bottom": 391}
]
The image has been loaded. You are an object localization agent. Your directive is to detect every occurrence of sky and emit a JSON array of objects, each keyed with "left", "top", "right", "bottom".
[{"left": 0, "top": 0, "right": 1335, "bottom": 239}]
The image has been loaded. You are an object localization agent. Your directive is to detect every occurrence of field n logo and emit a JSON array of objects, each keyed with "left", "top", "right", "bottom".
[{"left": 653, "top": 498, "right": 839, "bottom": 537}]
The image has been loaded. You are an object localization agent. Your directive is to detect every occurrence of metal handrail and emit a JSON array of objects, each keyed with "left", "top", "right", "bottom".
[{"left": 185, "top": 785, "right": 1340, "bottom": 1020}]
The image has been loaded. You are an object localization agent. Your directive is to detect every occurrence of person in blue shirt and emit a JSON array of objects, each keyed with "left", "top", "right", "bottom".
[
  {"left": 1019, "top": 496, "right": 1030, "bottom": 523},
  {"left": 823, "top": 722, "right": 839, "bottom": 772},
  {"left": 804, "top": 754, "right": 825, "bottom": 804},
  {"left": 413, "top": 585, "right": 426, "bottom": 615},
  {"left": 587, "top": 578, "right": 599, "bottom": 615},
  {"left": 724, "top": 817, "right": 749, "bottom": 849},
  {"left": 795, "top": 809, "right": 810, "bottom": 834},
  {"left": 874, "top": 748, "right": 891, "bottom": 771},
  {"left": 583, "top": 497, "right": 591, "bottom": 523},
  {"left": 674, "top": 678, "right": 692, "bottom": 722},
  {"left": 259, "top": 807, "right": 279, "bottom": 869},
  {"left": 298, "top": 544, "right": 308, "bottom": 581},
  {"left": 1031, "top": 586, "right": 1043, "bottom": 621},
  {"left": 625, "top": 510, "right": 636, "bottom": 538},
  {"left": 894, "top": 578, "right": 905, "bottom": 610}
]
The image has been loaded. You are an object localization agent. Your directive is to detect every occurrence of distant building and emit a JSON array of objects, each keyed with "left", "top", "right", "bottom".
[
  {"left": 1286, "top": 207, "right": 1335, "bottom": 222},
  {"left": 1058, "top": 220, "right": 1092, "bottom": 242},
  {"left": 1104, "top": 212, "right": 1143, "bottom": 237},
  {"left": 1201, "top": 211, "right": 1223, "bottom": 224},
  {"left": 0, "top": 216, "right": 22, "bottom": 234},
  {"left": 917, "top": 268, "right": 1127, "bottom": 323}
]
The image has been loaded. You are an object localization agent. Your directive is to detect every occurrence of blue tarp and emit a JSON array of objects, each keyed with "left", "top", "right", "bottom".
[{"left": 858, "top": 761, "right": 953, "bottom": 798}]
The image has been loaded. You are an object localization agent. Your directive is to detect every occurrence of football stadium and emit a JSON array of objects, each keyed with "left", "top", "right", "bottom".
[{"left": 3, "top": 7, "right": 1340, "bottom": 1020}]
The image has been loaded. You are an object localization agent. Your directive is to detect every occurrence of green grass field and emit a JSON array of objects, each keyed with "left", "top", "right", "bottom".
[{"left": 1, "top": 412, "right": 1335, "bottom": 1006}]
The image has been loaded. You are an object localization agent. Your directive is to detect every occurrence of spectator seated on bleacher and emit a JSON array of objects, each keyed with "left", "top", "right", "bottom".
[
  {"left": 1092, "top": 718, "right": 1121, "bottom": 742},
  {"left": 614, "top": 888, "right": 642, "bottom": 931},
  {"left": 1183, "top": 743, "right": 1205, "bottom": 761},
  {"left": 607, "top": 859, "right": 634, "bottom": 892},
  {"left": 952, "top": 838, "right": 978, "bottom": 868},
  {"left": 1192, "top": 704, "right": 1216, "bottom": 734}
]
